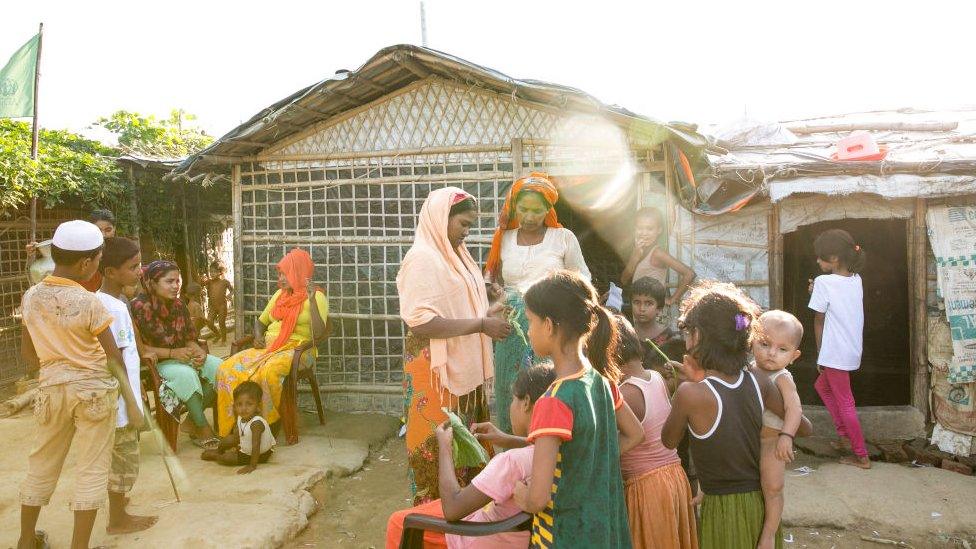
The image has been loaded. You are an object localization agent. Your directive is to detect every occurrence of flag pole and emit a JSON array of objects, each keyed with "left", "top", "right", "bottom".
[{"left": 29, "top": 22, "right": 43, "bottom": 243}]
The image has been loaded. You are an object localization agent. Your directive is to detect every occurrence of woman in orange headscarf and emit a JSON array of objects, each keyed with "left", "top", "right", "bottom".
[
  {"left": 397, "top": 187, "right": 512, "bottom": 505},
  {"left": 213, "top": 248, "right": 329, "bottom": 438},
  {"left": 486, "top": 172, "right": 591, "bottom": 433}
]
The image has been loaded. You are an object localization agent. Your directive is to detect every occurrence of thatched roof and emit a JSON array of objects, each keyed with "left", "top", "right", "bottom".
[{"left": 173, "top": 44, "right": 707, "bottom": 177}]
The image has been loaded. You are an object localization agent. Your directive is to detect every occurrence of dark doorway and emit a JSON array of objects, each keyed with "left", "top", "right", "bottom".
[
  {"left": 554, "top": 175, "right": 637, "bottom": 295},
  {"left": 783, "top": 218, "right": 911, "bottom": 406}
]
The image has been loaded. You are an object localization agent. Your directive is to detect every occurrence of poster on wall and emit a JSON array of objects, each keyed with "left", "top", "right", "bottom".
[
  {"left": 926, "top": 205, "right": 976, "bottom": 385},
  {"left": 944, "top": 267, "right": 976, "bottom": 384}
]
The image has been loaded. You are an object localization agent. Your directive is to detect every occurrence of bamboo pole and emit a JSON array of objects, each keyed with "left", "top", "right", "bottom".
[
  {"left": 511, "top": 138, "right": 524, "bottom": 178},
  {"left": 28, "top": 23, "right": 43, "bottom": 244},
  {"left": 769, "top": 203, "right": 784, "bottom": 309},
  {"left": 231, "top": 164, "right": 244, "bottom": 339},
  {"left": 127, "top": 165, "right": 140, "bottom": 238},
  {"left": 911, "top": 198, "right": 930, "bottom": 419},
  {"left": 787, "top": 120, "right": 957, "bottom": 135},
  {"left": 253, "top": 143, "right": 509, "bottom": 163},
  {"left": 241, "top": 234, "right": 492, "bottom": 245}
]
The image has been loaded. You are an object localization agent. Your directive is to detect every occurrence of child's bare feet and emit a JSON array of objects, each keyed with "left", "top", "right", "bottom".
[
  {"left": 107, "top": 513, "right": 158, "bottom": 535},
  {"left": 830, "top": 439, "right": 852, "bottom": 452},
  {"left": 201, "top": 449, "right": 221, "bottom": 461},
  {"left": 839, "top": 455, "right": 871, "bottom": 469}
]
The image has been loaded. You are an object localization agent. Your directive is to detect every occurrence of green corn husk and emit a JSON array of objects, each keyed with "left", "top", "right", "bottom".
[
  {"left": 442, "top": 408, "right": 490, "bottom": 468},
  {"left": 508, "top": 305, "right": 528, "bottom": 346}
]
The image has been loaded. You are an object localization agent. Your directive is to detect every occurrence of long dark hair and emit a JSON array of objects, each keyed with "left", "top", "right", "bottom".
[
  {"left": 679, "top": 280, "right": 760, "bottom": 376},
  {"left": 512, "top": 363, "right": 557, "bottom": 403},
  {"left": 814, "top": 228, "right": 866, "bottom": 273},
  {"left": 524, "top": 270, "right": 621, "bottom": 383},
  {"left": 613, "top": 315, "right": 644, "bottom": 365}
]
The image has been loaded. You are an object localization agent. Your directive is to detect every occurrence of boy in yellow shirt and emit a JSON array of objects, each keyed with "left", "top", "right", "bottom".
[{"left": 18, "top": 220, "right": 144, "bottom": 549}]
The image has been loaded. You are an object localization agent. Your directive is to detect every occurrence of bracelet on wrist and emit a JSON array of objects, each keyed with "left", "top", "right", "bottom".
[{"left": 778, "top": 432, "right": 795, "bottom": 440}]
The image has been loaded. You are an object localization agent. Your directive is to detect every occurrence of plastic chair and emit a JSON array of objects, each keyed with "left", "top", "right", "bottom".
[
  {"left": 399, "top": 512, "right": 532, "bottom": 549},
  {"left": 143, "top": 340, "right": 218, "bottom": 452},
  {"left": 224, "top": 334, "right": 326, "bottom": 445}
]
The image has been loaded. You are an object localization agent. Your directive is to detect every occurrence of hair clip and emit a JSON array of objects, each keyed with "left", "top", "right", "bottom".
[
  {"left": 734, "top": 313, "right": 751, "bottom": 332},
  {"left": 854, "top": 244, "right": 861, "bottom": 252}
]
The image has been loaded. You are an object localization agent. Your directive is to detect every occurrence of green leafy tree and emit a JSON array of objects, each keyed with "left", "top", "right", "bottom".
[
  {"left": 0, "top": 119, "right": 124, "bottom": 211},
  {"left": 96, "top": 109, "right": 213, "bottom": 157}
]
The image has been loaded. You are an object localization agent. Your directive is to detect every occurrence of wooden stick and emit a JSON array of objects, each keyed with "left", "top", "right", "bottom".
[{"left": 788, "top": 121, "right": 956, "bottom": 134}]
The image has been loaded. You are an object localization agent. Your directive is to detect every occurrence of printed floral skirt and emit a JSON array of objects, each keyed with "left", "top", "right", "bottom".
[
  {"left": 403, "top": 331, "right": 491, "bottom": 505},
  {"left": 214, "top": 341, "right": 314, "bottom": 437}
]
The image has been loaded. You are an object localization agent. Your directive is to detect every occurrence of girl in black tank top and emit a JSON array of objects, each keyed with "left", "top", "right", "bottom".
[{"left": 661, "top": 282, "right": 810, "bottom": 549}]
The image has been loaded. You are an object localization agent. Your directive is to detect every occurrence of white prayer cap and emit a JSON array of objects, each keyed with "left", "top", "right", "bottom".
[{"left": 52, "top": 220, "right": 104, "bottom": 251}]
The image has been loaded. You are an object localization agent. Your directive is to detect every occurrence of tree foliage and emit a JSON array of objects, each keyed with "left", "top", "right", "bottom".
[
  {"left": 0, "top": 119, "right": 125, "bottom": 211},
  {"left": 95, "top": 109, "right": 213, "bottom": 157}
]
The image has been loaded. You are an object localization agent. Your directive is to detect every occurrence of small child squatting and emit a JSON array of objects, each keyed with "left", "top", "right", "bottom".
[
  {"left": 202, "top": 381, "right": 275, "bottom": 474},
  {"left": 753, "top": 310, "right": 805, "bottom": 549}
]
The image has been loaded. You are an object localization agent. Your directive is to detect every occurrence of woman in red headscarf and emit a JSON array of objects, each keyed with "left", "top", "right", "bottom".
[
  {"left": 213, "top": 249, "right": 329, "bottom": 437},
  {"left": 485, "top": 172, "right": 591, "bottom": 434}
]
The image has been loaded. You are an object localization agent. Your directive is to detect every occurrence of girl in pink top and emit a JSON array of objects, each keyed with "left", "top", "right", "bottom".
[
  {"left": 385, "top": 364, "right": 555, "bottom": 549},
  {"left": 616, "top": 316, "right": 698, "bottom": 549}
]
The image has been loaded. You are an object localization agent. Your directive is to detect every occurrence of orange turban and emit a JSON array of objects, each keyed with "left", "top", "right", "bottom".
[{"left": 484, "top": 172, "right": 561, "bottom": 279}]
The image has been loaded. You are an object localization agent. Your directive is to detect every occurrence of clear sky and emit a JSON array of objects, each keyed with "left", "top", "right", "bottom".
[{"left": 4, "top": 0, "right": 975, "bottom": 139}]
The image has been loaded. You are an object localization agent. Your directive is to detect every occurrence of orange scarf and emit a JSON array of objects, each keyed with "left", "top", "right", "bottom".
[
  {"left": 484, "top": 172, "right": 561, "bottom": 280},
  {"left": 268, "top": 248, "right": 316, "bottom": 353}
]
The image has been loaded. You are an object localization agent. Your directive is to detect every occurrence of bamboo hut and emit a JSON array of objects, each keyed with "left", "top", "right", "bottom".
[{"left": 174, "top": 44, "right": 707, "bottom": 413}]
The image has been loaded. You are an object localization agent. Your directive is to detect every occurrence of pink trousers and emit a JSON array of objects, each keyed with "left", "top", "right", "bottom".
[{"left": 815, "top": 367, "right": 868, "bottom": 457}]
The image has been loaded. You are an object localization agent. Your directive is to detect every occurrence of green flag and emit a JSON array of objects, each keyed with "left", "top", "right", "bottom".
[{"left": 0, "top": 33, "right": 40, "bottom": 118}]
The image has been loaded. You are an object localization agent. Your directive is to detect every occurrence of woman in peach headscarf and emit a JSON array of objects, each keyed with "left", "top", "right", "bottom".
[
  {"left": 485, "top": 172, "right": 591, "bottom": 433},
  {"left": 397, "top": 187, "right": 512, "bottom": 505},
  {"left": 213, "top": 248, "right": 329, "bottom": 437}
]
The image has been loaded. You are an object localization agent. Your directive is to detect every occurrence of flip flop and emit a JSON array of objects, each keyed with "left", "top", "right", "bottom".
[
  {"left": 27, "top": 530, "right": 50, "bottom": 549},
  {"left": 192, "top": 437, "right": 220, "bottom": 450}
]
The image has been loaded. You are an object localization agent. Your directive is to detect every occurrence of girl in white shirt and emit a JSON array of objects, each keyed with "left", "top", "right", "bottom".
[
  {"left": 484, "top": 173, "right": 591, "bottom": 433},
  {"left": 808, "top": 229, "right": 870, "bottom": 469}
]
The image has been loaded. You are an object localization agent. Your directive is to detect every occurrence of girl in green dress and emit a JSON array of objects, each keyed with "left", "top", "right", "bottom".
[{"left": 513, "top": 271, "right": 645, "bottom": 548}]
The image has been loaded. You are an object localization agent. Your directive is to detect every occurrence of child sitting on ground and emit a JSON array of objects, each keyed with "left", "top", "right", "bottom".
[
  {"left": 97, "top": 237, "right": 159, "bottom": 534},
  {"left": 18, "top": 220, "right": 145, "bottom": 549},
  {"left": 385, "top": 363, "right": 556, "bottom": 548},
  {"left": 621, "top": 207, "right": 696, "bottom": 306},
  {"left": 201, "top": 381, "right": 275, "bottom": 474},
  {"left": 752, "top": 310, "right": 805, "bottom": 549},
  {"left": 662, "top": 281, "right": 812, "bottom": 549},
  {"left": 183, "top": 283, "right": 207, "bottom": 334}
]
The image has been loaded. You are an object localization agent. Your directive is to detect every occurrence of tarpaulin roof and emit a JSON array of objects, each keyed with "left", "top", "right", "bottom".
[
  {"left": 682, "top": 108, "right": 976, "bottom": 214},
  {"left": 173, "top": 44, "right": 708, "bottom": 178}
]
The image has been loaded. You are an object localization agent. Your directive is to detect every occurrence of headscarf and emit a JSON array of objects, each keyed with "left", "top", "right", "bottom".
[
  {"left": 484, "top": 172, "right": 561, "bottom": 280},
  {"left": 396, "top": 187, "right": 492, "bottom": 397},
  {"left": 267, "top": 248, "right": 317, "bottom": 353},
  {"left": 131, "top": 260, "right": 198, "bottom": 348}
]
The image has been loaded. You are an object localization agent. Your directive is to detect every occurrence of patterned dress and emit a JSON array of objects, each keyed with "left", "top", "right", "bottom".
[
  {"left": 526, "top": 367, "right": 631, "bottom": 548},
  {"left": 403, "top": 330, "right": 491, "bottom": 505}
]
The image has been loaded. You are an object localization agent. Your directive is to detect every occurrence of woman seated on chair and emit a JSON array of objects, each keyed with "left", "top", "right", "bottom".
[
  {"left": 214, "top": 248, "right": 328, "bottom": 438},
  {"left": 133, "top": 260, "right": 223, "bottom": 449},
  {"left": 385, "top": 363, "right": 555, "bottom": 549}
]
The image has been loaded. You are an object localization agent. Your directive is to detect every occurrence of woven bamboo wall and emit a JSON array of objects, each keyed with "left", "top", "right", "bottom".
[
  {"left": 238, "top": 80, "right": 660, "bottom": 413},
  {"left": 0, "top": 206, "right": 83, "bottom": 385}
]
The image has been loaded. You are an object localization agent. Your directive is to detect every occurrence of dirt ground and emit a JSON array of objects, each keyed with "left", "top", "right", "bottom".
[{"left": 290, "top": 438, "right": 975, "bottom": 549}]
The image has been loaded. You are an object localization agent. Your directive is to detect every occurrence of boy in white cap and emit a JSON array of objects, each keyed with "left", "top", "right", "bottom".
[{"left": 17, "top": 220, "right": 145, "bottom": 549}]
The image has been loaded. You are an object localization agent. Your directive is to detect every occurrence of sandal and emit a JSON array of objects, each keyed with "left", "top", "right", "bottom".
[{"left": 192, "top": 437, "right": 220, "bottom": 450}]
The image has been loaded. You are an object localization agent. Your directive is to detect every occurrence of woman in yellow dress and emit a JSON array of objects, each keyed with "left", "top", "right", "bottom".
[{"left": 214, "top": 248, "right": 328, "bottom": 437}]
